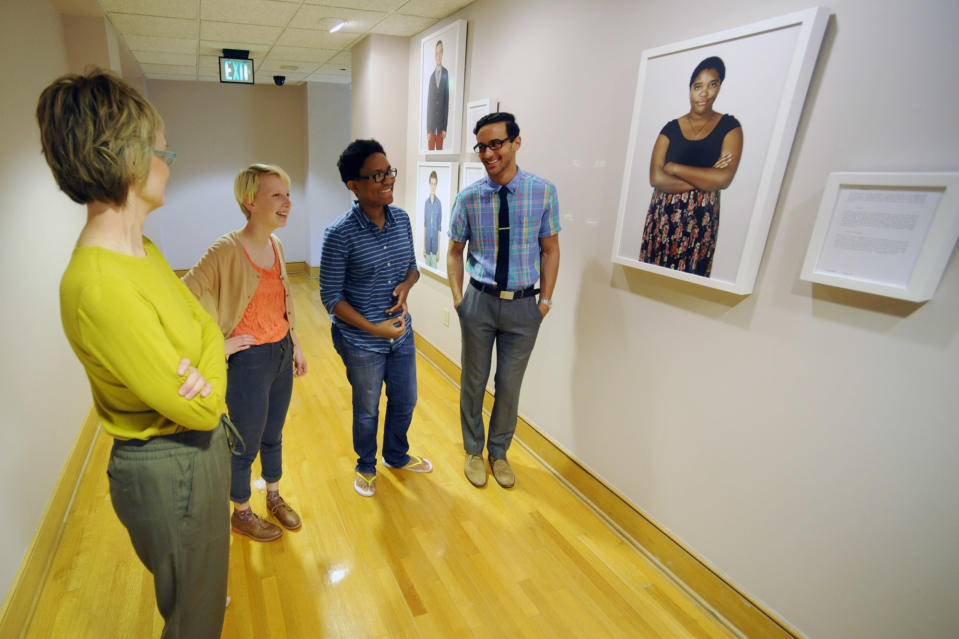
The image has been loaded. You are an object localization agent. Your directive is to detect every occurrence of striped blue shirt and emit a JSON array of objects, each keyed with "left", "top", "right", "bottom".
[
  {"left": 449, "top": 168, "right": 560, "bottom": 289},
  {"left": 320, "top": 202, "right": 418, "bottom": 353}
]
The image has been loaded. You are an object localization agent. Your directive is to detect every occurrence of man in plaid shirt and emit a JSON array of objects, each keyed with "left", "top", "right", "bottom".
[{"left": 447, "top": 112, "right": 560, "bottom": 489}]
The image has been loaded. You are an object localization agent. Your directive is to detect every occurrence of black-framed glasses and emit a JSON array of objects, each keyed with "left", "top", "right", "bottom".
[
  {"left": 153, "top": 149, "right": 176, "bottom": 167},
  {"left": 354, "top": 167, "right": 398, "bottom": 183},
  {"left": 473, "top": 137, "right": 515, "bottom": 153}
]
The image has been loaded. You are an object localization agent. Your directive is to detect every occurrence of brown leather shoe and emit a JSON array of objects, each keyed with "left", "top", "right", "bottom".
[
  {"left": 267, "top": 497, "right": 302, "bottom": 530},
  {"left": 489, "top": 456, "right": 515, "bottom": 488},
  {"left": 231, "top": 510, "right": 283, "bottom": 542}
]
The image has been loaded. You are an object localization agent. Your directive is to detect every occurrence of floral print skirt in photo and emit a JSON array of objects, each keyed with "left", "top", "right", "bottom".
[{"left": 639, "top": 189, "right": 719, "bottom": 277}]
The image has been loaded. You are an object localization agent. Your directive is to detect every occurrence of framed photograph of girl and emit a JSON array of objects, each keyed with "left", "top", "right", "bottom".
[
  {"left": 419, "top": 20, "right": 467, "bottom": 156},
  {"left": 611, "top": 7, "right": 830, "bottom": 294},
  {"left": 414, "top": 161, "right": 458, "bottom": 277}
]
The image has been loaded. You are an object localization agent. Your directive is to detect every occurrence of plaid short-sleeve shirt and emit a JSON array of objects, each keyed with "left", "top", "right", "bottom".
[{"left": 449, "top": 168, "right": 560, "bottom": 290}]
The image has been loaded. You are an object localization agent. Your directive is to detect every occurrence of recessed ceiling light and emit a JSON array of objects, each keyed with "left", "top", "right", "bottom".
[{"left": 329, "top": 20, "right": 346, "bottom": 33}]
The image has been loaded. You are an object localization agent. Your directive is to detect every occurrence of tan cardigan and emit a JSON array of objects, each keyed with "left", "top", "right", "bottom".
[{"left": 183, "top": 230, "right": 299, "bottom": 347}]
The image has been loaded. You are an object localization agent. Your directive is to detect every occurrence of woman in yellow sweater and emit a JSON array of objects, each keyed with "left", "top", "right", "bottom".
[
  {"left": 184, "top": 164, "right": 308, "bottom": 542},
  {"left": 37, "top": 71, "right": 230, "bottom": 638}
]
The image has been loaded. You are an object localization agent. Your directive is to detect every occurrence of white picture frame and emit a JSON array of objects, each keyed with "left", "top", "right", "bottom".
[
  {"left": 418, "top": 20, "right": 467, "bottom": 156},
  {"left": 414, "top": 161, "right": 458, "bottom": 277},
  {"left": 611, "top": 7, "right": 830, "bottom": 294},
  {"left": 460, "top": 162, "right": 486, "bottom": 193},
  {"left": 800, "top": 172, "right": 959, "bottom": 302},
  {"left": 465, "top": 98, "right": 491, "bottom": 152}
]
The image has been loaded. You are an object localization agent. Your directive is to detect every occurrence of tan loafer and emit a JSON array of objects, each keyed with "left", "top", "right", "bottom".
[
  {"left": 465, "top": 453, "right": 487, "bottom": 487},
  {"left": 489, "top": 456, "right": 515, "bottom": 488}
]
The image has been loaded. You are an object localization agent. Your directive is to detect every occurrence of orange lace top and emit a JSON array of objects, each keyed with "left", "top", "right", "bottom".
[{"left": 230, "top": 239, "right": 290, "bottom": 344}]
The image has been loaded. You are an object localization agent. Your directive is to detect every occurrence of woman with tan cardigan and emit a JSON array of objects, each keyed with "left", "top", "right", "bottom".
[{"left": 184, "top": 164, "right": 308, "bottom": 542}]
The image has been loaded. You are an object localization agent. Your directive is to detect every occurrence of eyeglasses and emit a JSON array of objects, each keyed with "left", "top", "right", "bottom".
[
  {"left": 473, "top": 137, "right": 515, "bottom": 153},
  {"left": 153, "top": 149, "right": 176, "bottom": 167},
  {"left": 354, "top": 167, "right": 398, "bottom": 183}
]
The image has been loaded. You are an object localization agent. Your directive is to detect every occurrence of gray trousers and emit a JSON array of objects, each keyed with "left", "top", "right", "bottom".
[
  {"left": 108, "top": 424, "right": 231, "bottom": 639},
  {"left": 457, "top": 283, "right": 542, "bottom": 459}
]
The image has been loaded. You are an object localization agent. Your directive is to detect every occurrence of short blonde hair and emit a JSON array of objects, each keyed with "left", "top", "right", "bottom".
[
  {"left": 36, "top": 69, "right": 162, "bottom": 206},
  {"left": 234, "top": 164, "right": 292, "bottom": 219}
]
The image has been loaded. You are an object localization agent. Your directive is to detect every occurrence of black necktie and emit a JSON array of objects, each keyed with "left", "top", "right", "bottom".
[{"left": 495, "top": 187, "right": 510, "bottom": 290}]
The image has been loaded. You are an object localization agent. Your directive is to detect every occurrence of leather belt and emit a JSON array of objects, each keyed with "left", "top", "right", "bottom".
[{"left": 470, "top": 278, "right": 539, "bottom": 300}]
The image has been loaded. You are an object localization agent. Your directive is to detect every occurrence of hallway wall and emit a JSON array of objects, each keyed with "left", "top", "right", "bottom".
[
  {"left": 143, "top": 80, "right": 310, "bottom": 268},
  {"left": 391, "top": 1, "right": 959, "bottom": 637},
  {"left": 0, "top": 0, "right": 100, "bottom": 610}
]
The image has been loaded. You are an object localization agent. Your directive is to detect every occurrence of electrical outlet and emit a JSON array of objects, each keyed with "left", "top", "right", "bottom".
[{"left": 443, "top": 308, "right": 450, "bottom": 327}]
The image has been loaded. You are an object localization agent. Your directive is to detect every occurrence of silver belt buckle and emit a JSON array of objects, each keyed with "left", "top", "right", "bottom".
[{"left": 499, "top": 290, "right": 515, "bottom": 300}]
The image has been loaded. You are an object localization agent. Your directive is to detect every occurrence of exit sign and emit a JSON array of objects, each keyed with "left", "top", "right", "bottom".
[{"left": 219, "top": 57, "right": 254, "bottom": 84}]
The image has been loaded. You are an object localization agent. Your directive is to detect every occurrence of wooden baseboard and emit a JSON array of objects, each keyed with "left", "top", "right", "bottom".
[
  {"left": 0, "top": 408, "right": 101, "bottom": 639},
  {"left": 413, "top": 331, "right": 800, "bottom": 639},
  {"left": 309, "top": 265, "right": 320, "bottom": 279}
]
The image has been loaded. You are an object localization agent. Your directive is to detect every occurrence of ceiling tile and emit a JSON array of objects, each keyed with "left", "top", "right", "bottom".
[
  {"left": 277, "top": 28, "right": 358, "bottom": 50},
  {"left": 267, "top": 45, "right": 339, "bottom": 63},
  {"left": 307, "top": 63, "right": 351, "bottom": 82},
  {"left": 307, "top": 0, "right": 406, "bottom": 11},
  {"left": 99, "top": 0, "right": 470, "bottom": 83},
  {"left": 199, "top": 41, "right": 271, "bottom": 58},
  {"left": 200, "top": 0, "right": 299, "bottom": 27},
  {"left": 133, "top": 51, "right": 196, "bottom": 66},
  {"left": 108, "top": 13, "right": 196, "bottom": 38},
  {"left": 399, "top": 0, "right": 473, "bottom": 19},
  {"left": 124, "top": 35, "right": 195, "bottom": 54},
  {"left": 306, "top": 71, "right": 351, "bottom": 84},
  {"left": 325, "top": 51, "right": 351, "bottom": 67},
  {"left": 200, "top": 21, "right": 282, "bottom": 44},
  {"left": 290, "top": 5, "right": 386, "bottom": 34},
  {"left": 139, "top": 63, "right": 196, "bottom": 76},
  {"left": 198, "top": 55, "right": 220, "bottom": 74},
  {"left": 98, "top": 0, "right": 196, "bottom": 19},
  {"left": 371, "top": 14, "right": 436, "bottom": 37}
]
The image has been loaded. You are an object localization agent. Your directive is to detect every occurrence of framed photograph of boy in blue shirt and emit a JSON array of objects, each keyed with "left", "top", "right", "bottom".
[
  {"left": 415, "top": 161, "right": 458, "bottom": 277},
  {"left": 419, "top": 20, "right": 467, "bottom": 156},
  {"left": 611, "top": 7, "right": 829, "bottom": 295}
]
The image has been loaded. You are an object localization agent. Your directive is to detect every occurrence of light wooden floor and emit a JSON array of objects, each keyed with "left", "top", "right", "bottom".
[{"left": 24, "top": 274, "right": 737, "bottom": 639}]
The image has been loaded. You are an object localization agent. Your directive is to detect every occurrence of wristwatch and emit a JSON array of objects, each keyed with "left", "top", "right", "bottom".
[{"left": 539, "top": 298, "right": 552, "bottom": 308}]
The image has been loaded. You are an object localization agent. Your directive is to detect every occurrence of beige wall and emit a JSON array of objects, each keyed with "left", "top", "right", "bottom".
[
  {"left": 143, "top": 80, "right": 310, "bottom": 268},
  {"left": 307, "top": 82, "right": 353, "bottom": 265},
  {"left": 0, "top": 0, "right": 96, "bottom": 608},
  {"left": 351, "top": 34, "right": 410, "bottom": 208},
  {"left": 392, "top": 1, "right": 959, "bottom": 638}
]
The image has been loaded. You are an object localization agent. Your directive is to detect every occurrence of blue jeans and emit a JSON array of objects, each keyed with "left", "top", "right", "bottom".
[
  {"left": 225, "top": 333, "right": 294, "bottom": 502},
  {"left": 331, "top": 325, "right": 417, "bottom": 475},
  {"left": 457, "top": 284, "right": 542, "bottom": 459}
]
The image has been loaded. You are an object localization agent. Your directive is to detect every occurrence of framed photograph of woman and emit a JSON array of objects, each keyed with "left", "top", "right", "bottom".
[
  {"left": 419, "top": 20, "right": 467, "bottom": 156},
  {"left": 414, "top": 162, "right": 457, "bottom": 277},
  {"left": 611, "top": 7, "right": 830, "bottom": 294}
]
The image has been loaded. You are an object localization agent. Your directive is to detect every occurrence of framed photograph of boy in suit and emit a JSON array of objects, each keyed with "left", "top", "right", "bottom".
[
  {"left": 415, "top": 162, "right": 458, "bottom": 277},
  {"left": 611, "top": 7, "right": 830, "bottom": 294},
  {"left": 419, "top": 20, "right": 467, "bottom": 156}
]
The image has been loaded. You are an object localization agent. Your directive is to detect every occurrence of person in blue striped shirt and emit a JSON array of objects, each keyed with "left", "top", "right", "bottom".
[
  {"left": 447, "top": 113, "right": 561, "bottom": 489},
  {"left": 321, "top": 139, "right": 433, "bottom": 497}
]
